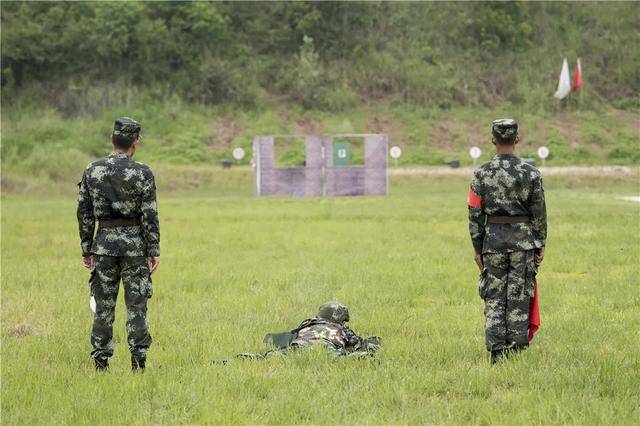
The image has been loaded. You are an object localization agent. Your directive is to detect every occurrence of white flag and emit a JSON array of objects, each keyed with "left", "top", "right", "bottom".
[{"left": 554, "top": 58, "right": 571, "bottom": 99}]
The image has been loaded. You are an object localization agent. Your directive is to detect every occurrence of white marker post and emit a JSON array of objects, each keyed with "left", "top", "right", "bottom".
[
  {"left": 389, "top": 146, "right": 402, "bottom": 167},
  {"left": 469, "top": 146, "right": 482, "bottom": 166},
  {"left": 232, "top": 147, "right": 245, "bottom": 164},
  {"left": 537, "top": 146, "right": 549, "bottom": 166}
]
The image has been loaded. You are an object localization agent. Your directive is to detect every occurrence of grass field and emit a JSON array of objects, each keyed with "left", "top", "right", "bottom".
[{"left": 1, "top": 170, "right": 639, "bottom": 425}]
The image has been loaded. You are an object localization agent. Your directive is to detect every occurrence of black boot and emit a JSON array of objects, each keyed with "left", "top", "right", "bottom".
[
  {"left": 132, "top": 356, "right": 146, "bottom": 373},
  {"left": 512, "top": 343, "right": 529, "bottom": 353},
  {"left": 490, "top": 350, "right": 504, "bottom": 364},
  {"left": 95, "top": 357, "right": 109, "bottom": 372},
  {"left": 502, "top": 343, "right": 528, "bottom": 359}
]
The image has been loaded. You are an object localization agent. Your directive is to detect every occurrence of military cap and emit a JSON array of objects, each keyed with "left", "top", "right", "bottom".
[
  {"left": 491, "top": 118, "right": 518, "bottom": 141},
  {"left": 113, "top": 117, "right": 141, "bottom": 140},
  {"left": 317, "top": 301, "right": 350, "bottom": 324}
]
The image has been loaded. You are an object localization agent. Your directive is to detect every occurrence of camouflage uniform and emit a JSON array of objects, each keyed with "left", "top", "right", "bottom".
[
  {"left": 77, "top": 118, "right": 159, "bottom": 367},
  {"left": 468, "top": 120, "right": 547, "bottom": 356},
  {"left": 242, "top": 302, "right": 381, "bottom": 359},
  {"left": 289, "top": 317, "right": 379, "bottom": 357}
]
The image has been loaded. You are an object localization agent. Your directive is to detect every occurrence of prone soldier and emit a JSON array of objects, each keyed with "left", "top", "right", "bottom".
[
  {"left": 468, "top": 119, "right": 547, "bottom": 363},
  {"left": 237, "top": 301, "right": 381, "bottom": 360},
  {"left": 77, "top": 117, "right": 160, "bottom": 372}
]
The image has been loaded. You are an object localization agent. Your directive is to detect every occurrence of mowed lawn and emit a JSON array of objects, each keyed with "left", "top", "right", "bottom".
[{"left": 1, "top": 172, "right": 639, "bottom": 425}]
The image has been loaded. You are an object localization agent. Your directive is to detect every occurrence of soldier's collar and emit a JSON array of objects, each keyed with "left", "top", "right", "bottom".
[{"left": 109, "top": 151, "right": 131, "bottom": 159}]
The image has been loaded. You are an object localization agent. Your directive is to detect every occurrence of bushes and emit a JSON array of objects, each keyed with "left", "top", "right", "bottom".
[
  {"left": 288, "top": 36, "right": 357, "bottom": 111},
  {"left": 2, "top": 2, "right": 638, "bottom": 112},
  {"left": 617, "top": 98, "right": 639, "bottom": 111},
  {"left": 193, "top": 56, "right": 263, "bottom": 108}
]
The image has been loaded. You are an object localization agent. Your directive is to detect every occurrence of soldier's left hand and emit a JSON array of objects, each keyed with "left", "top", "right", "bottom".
[{"left": 82, "top": 255, "right": 95, "bottom": 269}]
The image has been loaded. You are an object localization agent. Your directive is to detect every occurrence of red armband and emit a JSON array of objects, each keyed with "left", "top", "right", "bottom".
[{"left": 467, "top": 188, "right": 482, "bottom": 208}]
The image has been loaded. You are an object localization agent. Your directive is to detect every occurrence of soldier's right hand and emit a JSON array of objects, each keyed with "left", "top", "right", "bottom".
[
  {"left": 535, "top": 249, "right": 544, "bottom": 268},
  {"left": 148, "top": 256, "right": 160, "bottom": 274},
  {"left": 82, "top": 255, "right": 95, "bottom": 269}
]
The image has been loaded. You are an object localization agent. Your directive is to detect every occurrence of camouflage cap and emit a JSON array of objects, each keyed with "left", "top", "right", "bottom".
[
  {"left": 113, "top": 117, "right": 141, "bottom": 140},
  {"left": 317, "top": 301, "right": 350, "bottom": 323},
  {"left": 491, "top": 118, "right": 518, "bottom": 140}
]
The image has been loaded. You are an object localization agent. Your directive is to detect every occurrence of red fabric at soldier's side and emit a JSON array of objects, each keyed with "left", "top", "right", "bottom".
[
  {"left": 467, "top": 188, "right": 482, "bottom": 208},
  {"left": 528, "top": 280, "right": 540, "bottom": 341}
]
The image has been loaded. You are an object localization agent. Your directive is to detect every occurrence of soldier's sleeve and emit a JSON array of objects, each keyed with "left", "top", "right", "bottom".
[
  {"left": 77, "top": 170, "right": 95, "bottom": 257},
  {"left": 530, "top": 172, "right": 547, "bottom": 250},
  {"left": 468, "top": 170, "right": 485, "bottom": 254},
  {"left": 141, "top": 169, "right": 160, "bottom": 257},
  {"left": 343, "top": 326, "right": 364, "bottom": 349}
]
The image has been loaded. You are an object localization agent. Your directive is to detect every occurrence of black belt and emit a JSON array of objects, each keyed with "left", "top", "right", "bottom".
[
  {"left": 99, "top": 218, "right": 140, "bottom": 228},
  {"left": 486, "top": 215, "right": 530, "bottom": 224}
]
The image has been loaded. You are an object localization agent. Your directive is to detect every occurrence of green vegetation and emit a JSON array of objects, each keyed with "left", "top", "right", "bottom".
[
  {"left": 2, "top": 173, "right": 639, "bottom": 424},
  {"left": 3, "top": 2, "right": 638, "bottom": 109},
  {"left": 1, "top": 2, "right": 638, "bottom": 182}
]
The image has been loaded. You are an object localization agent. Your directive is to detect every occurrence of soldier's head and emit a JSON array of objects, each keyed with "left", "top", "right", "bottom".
[
  {"left": 317, "top": 301, "right": 350, "bottom": 324},
  {"left": 491, "top": 118, "right": 519, "bottom": 147},
  {"left": 111, "top": 117, "right": 142, "bottom": 154}
]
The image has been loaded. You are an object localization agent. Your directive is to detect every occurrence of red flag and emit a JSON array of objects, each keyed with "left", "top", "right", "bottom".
[
  {"left": 528, "top": 279, "right": 540, "bottom": 341},
  {"left": 572, "top": 58, "right": 582, "bottom": 92}
]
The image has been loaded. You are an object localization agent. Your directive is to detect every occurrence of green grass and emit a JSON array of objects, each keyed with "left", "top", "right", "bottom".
[{"left": 1, "top": 172, "right": 639, "bottom": 424}]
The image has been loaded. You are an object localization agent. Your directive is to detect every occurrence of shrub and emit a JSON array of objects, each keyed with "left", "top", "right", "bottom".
[{"left": 291, "top": 36, "right": 357, "bottom": 112}]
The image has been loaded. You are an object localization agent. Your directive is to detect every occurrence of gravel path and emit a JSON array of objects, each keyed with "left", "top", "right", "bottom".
[{"left": 615, "top": 196, "right": 640, "bottom": 203}]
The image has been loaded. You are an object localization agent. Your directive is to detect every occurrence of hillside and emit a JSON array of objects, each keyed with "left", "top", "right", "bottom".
[
  {"left": 1, "top": 99, "right": 638, "bottom": 194},
  {"left": 1, "top": 2, "right": 638, "bottom": 193}
]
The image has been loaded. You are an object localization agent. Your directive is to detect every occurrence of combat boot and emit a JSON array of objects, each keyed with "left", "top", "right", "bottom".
[
  {"left": 490, "top": 350, "right": 504, "bottom": 364},
  {"left": 131, "top": 356, "right": 146, "bottom": 373},
  {"left": 501, "top": 343, "right": 528, "bottom": 360},
  {"left": 95, "top": 357, "right": 109, "bottom": 372},
  {"left": 512, "top": 343, "right": 529, "bottom": 353}
]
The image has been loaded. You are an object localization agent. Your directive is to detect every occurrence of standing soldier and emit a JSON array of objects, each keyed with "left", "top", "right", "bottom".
[
  {"left": 77, "top": 117, "right": 160, "bottom": 372},
  {"left": 468, "top": 119, "right": 547, "bottom": 364}
]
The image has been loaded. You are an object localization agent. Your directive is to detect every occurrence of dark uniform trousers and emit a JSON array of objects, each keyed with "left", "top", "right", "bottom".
[
  {"left": 90, "top": 255, "right": 153, "bottom": 361},
  {"left": 480, "top": 250, "right": 535, "bottom": 351}
]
